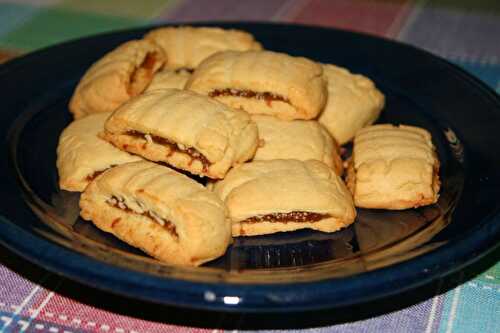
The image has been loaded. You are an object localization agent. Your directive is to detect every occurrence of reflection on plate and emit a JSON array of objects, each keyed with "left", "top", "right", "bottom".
[
  {"left": 1, "top": 23, "right": 499, "bottom": 312},
  {"left": 11, "top": 83, "right": 464, "bottom": 283}
]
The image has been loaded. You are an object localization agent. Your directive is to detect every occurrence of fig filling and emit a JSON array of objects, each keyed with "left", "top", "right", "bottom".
[
  {"left": 128, "top": 52, "right": 159, "bottom": 96},
  {"left": 241, "top": 211, "right": 330, "bottom": 224},
  {"left": 125, "top": 130, "right": 211, "bottom": 171},
  {"left": 209, "top": 88, "right": 290, "bottom": 106},
  {"left": 85, "top": 165, "right": 117, "bottom": 182},
  {"left": 106, "top": 196, "right": 178, "bottom": 239},
  {"left": 85, "top": 169, "right": 108, "bottom": 182}
]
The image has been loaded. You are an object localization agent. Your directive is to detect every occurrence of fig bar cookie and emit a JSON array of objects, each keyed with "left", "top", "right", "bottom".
[
  {"left": 57, "top": 112, "right": 142, "bottom": 192},
  {"left": 318, "top": 64, "right": 385, "bottom": 145},
  {"left": 346, "top": 124, "right": 440, "bottom": 209},
  {"left": 69, "top": 40, "right": 165, "bottom": 119},
  {"left": 186, "top": 50, "right": 327, "bottom": 120},
  {"left": 252, "top": 115, "right": 343, "bottom": 175},
  {"left": 144, "top": 69, "right": 191, "bottom": 92},
  {"left": 80, "top": 161, "right": 231, "bottom": 266},
  {"left": 144, "top": 26, "right": 262, "bottom": 72},
  {"left": 212, "top": 159, "right": 356, "bottom": 236},
  {"left": 101, "top": 89, "right": 259, "bottom": 179}
]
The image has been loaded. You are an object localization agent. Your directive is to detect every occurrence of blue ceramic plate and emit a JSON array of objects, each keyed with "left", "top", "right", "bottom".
[{"left": 0, "top": 23, "right": 499, "bottom": 312}]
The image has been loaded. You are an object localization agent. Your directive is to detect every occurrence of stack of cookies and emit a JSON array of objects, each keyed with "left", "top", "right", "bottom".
[{"left": 57, "top": 26, "right": 440, "bottom": 267}]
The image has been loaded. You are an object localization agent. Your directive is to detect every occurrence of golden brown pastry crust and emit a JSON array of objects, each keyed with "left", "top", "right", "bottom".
[
  {"left": 144, "top": 26, "right": 262, "bottom": 71},
  {"left": 79, "top": 161, "right": 231, "bottom": 266},
  {"left": 212, "top": 159, "right": 356, "bottom": 236},
  {"left": 318, "top": 64, "right": 385, "bottom": 145},
  {"left": 251, "top": 115, "right": 343, "bottom": 175},
  {"left": 101, "top": 89, "right": 259, "bottom": 179},
  {"left": 186, "top": 50, "right": 327, "bottom": 120},
  {"left": 346, "top": 124, "right": 440, "bottom": 209},
  {"left": 144, "top": 69, "right": 190, "bottom": 92},
  {"left": 69, "top": 40, "right": 165, "bottom": 119},
  {"left": 56, "top": 112, "right": 142, "bottom": 192}
]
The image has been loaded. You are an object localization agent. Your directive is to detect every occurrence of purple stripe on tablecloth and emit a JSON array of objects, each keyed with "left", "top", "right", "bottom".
[
  {"left": 438, "top": 281, "right": 500, "bottom": 333},
  {"left": 0, "top": 266, "right": 41, "bottom": 311},
  {"left": 331, "top": 296, "right": 445, "bottom": 333},
  {"left": 1, "top": 289, "right": 54, "bottom": 332},
  {"left": 157, "top": 0, "right": 292, "bottom": 22},
  {"left": 250, "top": 296, "right": 445, "bottom": 333},
  {"left": 0, "top": 310, "right": 87, "bottom": 333},
  {"left": 0, "top": 292, "right": 45, "bottom": 332},
  {"left": 426, "top": 293, "right": 446, "bottom": 333},
  {"left": 398, "top": 1, "right": 500, "bottom": 64}
]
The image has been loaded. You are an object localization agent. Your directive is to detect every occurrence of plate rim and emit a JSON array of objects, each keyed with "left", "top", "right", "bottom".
[{"left": 1, "top": 21, "right": 500, "bottom": 312}]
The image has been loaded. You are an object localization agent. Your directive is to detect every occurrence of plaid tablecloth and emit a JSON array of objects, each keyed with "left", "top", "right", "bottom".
[{"left": 0, "top": 0, "right": 499, "bottom": 332}]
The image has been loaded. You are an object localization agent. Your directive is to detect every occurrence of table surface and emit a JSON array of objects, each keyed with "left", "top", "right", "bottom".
[{"left": 0, "top": 0, "right": 499, "bottom": 332}]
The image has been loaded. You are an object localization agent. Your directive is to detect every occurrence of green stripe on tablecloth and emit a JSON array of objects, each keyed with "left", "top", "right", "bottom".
[
  {"left": 438, "top": 279, "right": 499, "bottom": 333},
  {"left": 57, "top": 0, "right": 180, "bottom": 19},
  {"left": 0, "top": 7, "right": 148, "bottom": 52},
  {"left": 477, "top": 264, "right": 500, "bottom": 284},
  {"left": 438, "top": 247, "right": 500, "bottom": 333},
  {"left": 0, "top": 3, "right": 39, "bottom": 38}
]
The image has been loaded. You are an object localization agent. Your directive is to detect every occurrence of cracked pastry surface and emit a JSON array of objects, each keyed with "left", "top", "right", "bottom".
[
  {"left": 251, "top": 115, "right": 343, "bottom": 175},
  {"left": 212, "top": 159, "right": 356, "bottom": 236},
  {"left": 69, "top": 39, "right": 165, "bottom": 119},
  {"left": 56, "top": 112, "right": 142, "bottom": 192},
  {"left": 101, "top": 89, "right": 259, "bottom": 179},
  {"left": 186, "top": 50, "right": 328, "bottom": 120},
  {"left": 346, "top": 124, "right": 440, "bottom": 209},
  {"left": 144, "top": 26, "right": 262, "bottom": 71},
  {"left": 79, "top": 161, "right": 231, "bottom": 266},
  {"left": 318, "top": 64, "right": 385, "bottom": 145}
]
